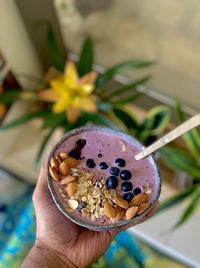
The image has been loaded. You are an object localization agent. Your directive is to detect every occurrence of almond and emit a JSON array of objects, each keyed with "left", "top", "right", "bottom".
[
  {"left": 59, "top": 152, "right": 68, "bottom": 160},
  {"left": 50, "top": 157, "right": 59, "bottom": 172},
  {"left": 115, "top": 206, "right": 125, "bottom": 220},
  {"left": 49, "top": 166, "right": 60, "bottom": 182},
  {"left": 67, "top": 182, "right": 77, "bottom": 197},
  {"left": 137, "top": 203, "right": 149, "bottom": 215},
  {"left": 55, "top": 155, "right": 62, "bottom": 165},
  {"left": 59, "top": 162, "right": 69, "bottom": 176},
  {"left": 125, "top": 206, "right": 138, "bottom": 220},
  {"left": 104, "top": 201, "right": 116, "bottom": 218},
  {"left": 64, "top": 156, "right": 79, "bottom": 168},
  {"left": 113, "top": 196, "right": 129, "bottom": 209},
  {"left": 130, "top": 193, "right": 148, "bottom": 206},
  {"left": 61, "top": 175, "right": 77, "bottom": 185}
]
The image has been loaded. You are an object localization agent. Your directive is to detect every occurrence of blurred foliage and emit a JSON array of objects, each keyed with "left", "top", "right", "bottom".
[
  {"left": 111, "top": 105, "right": 171, "bottom": 146},
  {"left": 158, "top": 102, "right": 200, "bottom": 228},
  {"left": 0, "top": 27, "right": 156, "bottom": 163}
]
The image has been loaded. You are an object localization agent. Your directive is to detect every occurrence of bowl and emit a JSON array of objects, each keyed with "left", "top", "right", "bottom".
[{"left": 47, "top": 126, "right": 161, "bottom": 231}]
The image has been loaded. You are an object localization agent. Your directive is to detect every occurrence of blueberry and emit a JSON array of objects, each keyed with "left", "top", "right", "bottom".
[
  {"left": 86, "top": 159, "right": 96, "bottom": 168},
  {"left": 121, "top": 181, "right": 133, "bottom": 192},
  {"left": 106, "top": 176, "right": 118, "bottom": 189},
  {"left": 98, "top": 153, "right": 103, "bottom": 158},
  {"left": 109, "top": 167, "right": 120, "bottom": 176},
  {"left": 133, "top": 187, "right": 141, "bottom": 195},
  {"left": 115, "top": 158, "right": 126, "bottom": 167},
  {"left": 99, "top": 162, "right": 108, "bottom": 169},
  {"left": 120, "top": 170, "right": 132, "bottom": 180},
  {"left": 77, "top": 202, "right": 86, "bottom": 212},
  {"left": 76, "top": 139, "right": 86, "bottom": 148},
  {"left": 123, "top": 192, "right": 134, "bottom": 203}
]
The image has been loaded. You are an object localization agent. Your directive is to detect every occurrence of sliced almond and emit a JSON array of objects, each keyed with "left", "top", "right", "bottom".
[
  {"left": 49, "top": 166, "right": 60, "bottom": 182},
  {"left": 67, "top": 182, "right": 77, "bottom": 197},
  {"left": 137, "top": 203, "right": 149, "bottom": 215},
  {"left": 125, "top": 206, "right": 138, "bottom": 220},
  {"left": 55, "top": 155, "right": 62, "bottom": 165},
  {"left": 104, "top": 201, "right": 116, "bottom": 218},
  {"left": 113, "top": 196, "right": 129, "bottom": 209},
  {"left": 64, "top": 156, "right": 79, "bottom": 168},
  {"left": 59, "top": 152, "right": 68, "bottom": 160},
  {"left": 130, "top": 193, "right": 148, "bottom": 206},
  {"left": 115, "top": 206, "right": 125, "bottom": 220},
  {"left": 60, "top": 175, "right": 76, "bottom": 185},
  {"left": 50, "top": 157, "right": 59, "bottom": 172},
  {"left": 67, "top": 199, "right": 79, "bottom": 210},
  {"left": 59, "top": 162, "right": 69, "bottom": 176}
]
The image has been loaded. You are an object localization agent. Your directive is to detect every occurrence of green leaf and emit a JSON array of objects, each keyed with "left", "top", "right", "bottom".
[
  {"left": 160, "top": 146, "right": 200, "bottom": 179},
  {"left": 77, "top": 36, "right": 94, "bottom": 76},
  {"left": 113, "top": 107, "right": 138, "bottom": 130},
  {"left": 175, "top": 101, "right": 185, "bottom": 122},
  {"left": 0, "top": 90, "right": 21, "bottom": 104},
  {"left": 174, "top": 186, "right": 200, "bottom": 228},
  {"left": 35, "top": 128, "right": 55, "bottom": 165},
  {"left": 0, "top": 110, "right": 49, "bottom": 131},
  {"left": 142, "top": 105, "right": 171, "bottom": 137},
  {"left": 77, "top": 112, "right": 117, "bottom": 129},
  {"left": 47, "top": 24, "right": 65, "bottom": 71},
  {"left": 176, "top": 101, "right": 200, "bottom": 162},
  {"left": 112, "top": 92, "right": 143, "bottom": 105},
  {"left": 95, "top": 60, "right": 154, "bottom": 88},
  {"left": 157, "top": 185, "right": 196, "bottom": 213},
  {"left": 105, "top": 75, "right": 151, "bottom": 98},
  {"left": 41, "top": 112, "right": 66, "bottom": 129}
]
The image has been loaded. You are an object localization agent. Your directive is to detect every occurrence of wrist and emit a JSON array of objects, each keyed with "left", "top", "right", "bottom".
[{"left": 22, "top": 240, "right": 77, "bottom": 268}]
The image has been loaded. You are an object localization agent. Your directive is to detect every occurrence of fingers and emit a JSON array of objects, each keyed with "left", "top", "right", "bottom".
[{"left": 33, "top": 163, "right": 51, "bottom": 207}]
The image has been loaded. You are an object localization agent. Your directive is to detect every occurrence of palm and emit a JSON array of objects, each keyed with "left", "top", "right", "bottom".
[{"left": 34, "top": 174, "right": 115, "bottom": 267}]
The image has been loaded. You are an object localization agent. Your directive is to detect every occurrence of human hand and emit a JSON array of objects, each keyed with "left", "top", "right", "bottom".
[{"left": 23, "top": 165, "right": 158, "bottom": 268}]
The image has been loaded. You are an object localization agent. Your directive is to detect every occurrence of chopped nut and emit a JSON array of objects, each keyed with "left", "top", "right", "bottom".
[
  {"left": 59, "top": 152, "right": 68, "bottom": 160},
  {"left": 49, "top": 166, "right": 60, "bottom": 182},
  {"left": 130, "top": 193, "right": 148, "bottom": 206},
  {"left": 61, "top": 175, "right": 76, "bottom": 185},
  {"left": 81, "top": 196, "right": 87, "bottom": 202},
  {"left": 59, "top": 162, "right": 69, "bottom": 176},
  {"left": 91, "top": 214, "right": 96, "bottom": 221},
  {"left": 67, "top": 182, "right": 77, "bottom": 197},
  {"left": 50, "top": 157, "right": 59, "bottom": 172},
  {"left": 55, "top": 155, "right": 62, "bottom": 165}
]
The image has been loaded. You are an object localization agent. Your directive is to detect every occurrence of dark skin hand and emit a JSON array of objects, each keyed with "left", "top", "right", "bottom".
[{"left": 22, "top": 165, "right": 158, "bottom": 268}]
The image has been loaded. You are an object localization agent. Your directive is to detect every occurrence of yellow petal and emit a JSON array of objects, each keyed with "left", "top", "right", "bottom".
[
  {"left": 52, "top": 95, "right": 69, "bottom": 113},
  {"left": 38, "top": 90, "right": 60, "bottom": 102},
  {"left": 78, "top": 71, "right": 97, "bottom": 86},
  {"left": 50, "top": 79, "right": 67, "bottom": 94},
  {"left": 64, "top": 61, "right": 78, "bottom": 87},
  {"left": 80, "top": 97, "right": 97, "bottom": 112},
  {"left": 66, "top": 106, "right": 80, "bottom": 123},
  {"left": 0, "top": 104, "right": 6, "bottom": 117},
  {"left": 77, "top": 84, "right": 94, "bottom": 96}
]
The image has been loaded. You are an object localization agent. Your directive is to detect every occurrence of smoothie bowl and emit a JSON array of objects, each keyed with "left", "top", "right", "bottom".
[{"left": 47, "top": 126, "right": 161, "bottom": 231}]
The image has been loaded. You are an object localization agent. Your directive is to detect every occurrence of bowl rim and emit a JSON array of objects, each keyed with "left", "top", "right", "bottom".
[{"left": 47, "top": 126, "right": 161, "bottom": 231}]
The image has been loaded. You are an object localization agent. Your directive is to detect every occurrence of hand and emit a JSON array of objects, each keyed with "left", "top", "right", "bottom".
[{"left": 23, "top": 165, "right": 158, "bottom": 268}]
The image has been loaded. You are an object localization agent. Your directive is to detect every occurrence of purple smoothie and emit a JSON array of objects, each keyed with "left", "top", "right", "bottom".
[{"left": 48, "top": 127, "right": 161, "bottom": 230}]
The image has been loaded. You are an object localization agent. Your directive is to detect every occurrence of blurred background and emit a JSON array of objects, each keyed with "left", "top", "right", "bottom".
[{"left": 0, "top": 1, "right": 200, "bottom": 267}]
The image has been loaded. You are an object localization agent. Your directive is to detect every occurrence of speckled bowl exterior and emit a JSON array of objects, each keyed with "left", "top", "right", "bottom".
[{"left": 47, "top": 126, "right": 161, "bottom": 231}]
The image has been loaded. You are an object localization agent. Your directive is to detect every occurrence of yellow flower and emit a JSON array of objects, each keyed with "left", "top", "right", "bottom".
[{"left": 38, "top": 61, "right": 97, "bottom": 123}]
